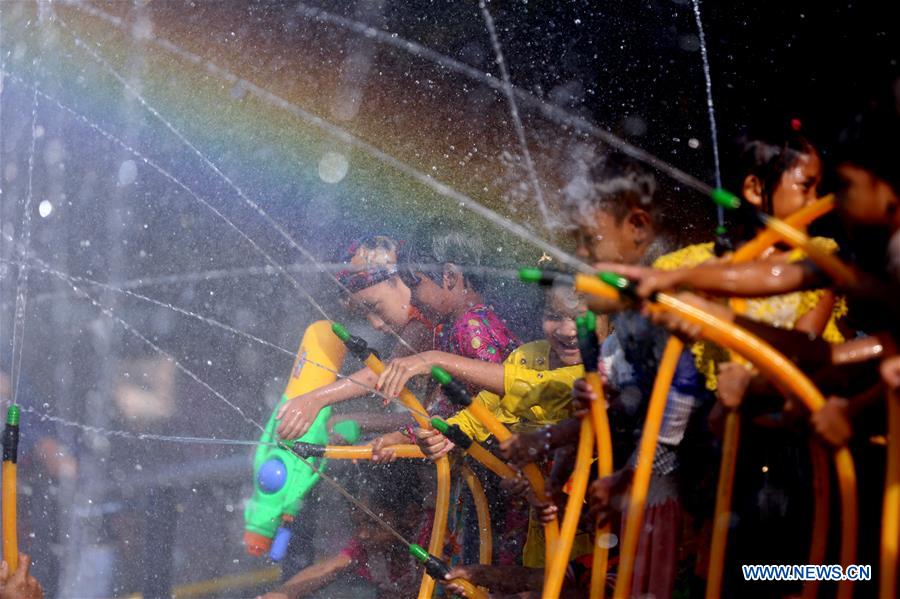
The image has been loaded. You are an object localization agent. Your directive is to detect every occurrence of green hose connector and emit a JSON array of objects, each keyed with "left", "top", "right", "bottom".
[
  {"left": 408, "top": 543, "right": 452, "bottom": 580},
  {"left": 431, "top": 417, "right": 449, "bottom": 434},
  {"left": 408, "top": 543, "right": 430, "bottom": 562},
  {"left": 6, "top": 405, "right": 20, "bottom": 426},
  {"left": 431, "top": 366, "right": 453, "bottom": 386},
  {"left": 710, "top": 188, "right": 741, "bottom": 210},
  {"left": 331, "top": 322, "right": 350, "bottom": 342},
  {"left": 598, "top": 271, "right": 630, "bottom": 291}
]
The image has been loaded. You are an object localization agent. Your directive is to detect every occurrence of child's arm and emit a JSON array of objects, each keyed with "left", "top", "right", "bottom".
[
  {"left": 259, "top": 553, "right": 354, "bottom": 599},
  {"left": 601, "top": 258, "right": 826, "bottom": 300},
  {"left": 376, "top": 350, "right": 505, "bottom": 398},
  {"left": 276, "top": 366, "right": 378, "bottom": 439}
]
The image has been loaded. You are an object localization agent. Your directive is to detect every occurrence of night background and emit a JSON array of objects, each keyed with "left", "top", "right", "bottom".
[{"left": 0, "top": 0, "right": 897, "bottom": 597}]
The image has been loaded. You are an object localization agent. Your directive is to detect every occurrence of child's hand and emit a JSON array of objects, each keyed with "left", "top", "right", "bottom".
[
  {"left": 499, "top": 473, "right": 530, "bottom": 498},
  {"left": 0, "top": 554, "right": 44, "bottom": 599},
  {"left": 593, "top": 262, "right": 683, "bottom": 299},
  {"left": 276, "top": 394, "right": 326, "bottom": 440},
  {"left": 571, "top": 378, "right": 606, "bottom": 418},
  {"left": 716, "top": 362, "right": 753, "bottom": 409},
  {"left": 415, "top": 428, "right": 455, "bottom": 460},
  {"left": 643, "top": 292, "right": 733, "bottom": 341},
  {"left": 376, "top": 354, "right": 432, "bottom": 398},
  {"left": 498, "top": 431, "right": 549, "bottom": 466},
  {"left": 370, "top": 435, "right": 398, "bottom": 465},
  {"left": 443, "top": 564, "right": 503, "bottom": 595},
  {"left": 588, "top": 470, "right": 633, "bottom": 526},
  {"left": 811, "top": 396, "right": 853, "bottom": 447},
  {"left": 881, "top": 355, "right": 900, "bottom": 391}
]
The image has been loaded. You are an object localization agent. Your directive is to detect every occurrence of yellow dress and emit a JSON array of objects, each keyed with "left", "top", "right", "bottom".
[
  {"left": 652, "top": 240, "right": 847, "bottom": 390},
  {"left": 446, "top": 340, "right": 591, "bottom": 568}
]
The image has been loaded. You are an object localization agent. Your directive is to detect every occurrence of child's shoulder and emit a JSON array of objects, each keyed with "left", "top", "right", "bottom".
[
  {"left": 504, "top": 340, "right": 551, "bottom": 368},
  {"left": 652, "top": 242, "right": 716, "bottom": 271}
]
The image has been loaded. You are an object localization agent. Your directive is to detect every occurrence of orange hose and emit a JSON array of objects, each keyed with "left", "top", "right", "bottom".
[
  {"left": 464, "top": 398, "right": 560, "bottom": 561},
  {"left": 449, "top": 577, "right": 489, "bottom": 599},
  {"left": 1, "top": 461, "right": 17, "bottom": 574},
  {"left": 586, "top": 371, "right": 614, "bottom": 599},
  {"left": 759, "top": 215, "right": 858, "bottom": 286},
  {"left": 882, "top": 388, "right": 899, "bottom": 599},
  {"left": 466, "top": 442, "right": 517, "bottom": 480},
  {"left": 613, "top": 338, "right": 684, "bottom": 599},
  {"left": 651, "top": 293, "right": 858, "bottom": 599},
  {"left": 418, "top": 455, "right": 452, "bottom": 599},
  {"left": 320, "top": 444, "right": 426, "bottom": 460},
  {"left": 705, "top": 410, "right": 740, "bottom": 599},
  {"left": 543, "top": 419, "right": 594, "bottom": 598},
  {"left": 803, "top": 439, "right": 831, "bottom": 599},
  {"left": 462, "top": 465, "right": 493, "bottom": 565},
  {"left": 363, "top": 354, "right": 432, "bottom": 429},
  {"left": 574, "top": 274, "right": 621, "bottom": 302},
  {"left": 732, "top": 195, "right": 834, "bottom": 262}
]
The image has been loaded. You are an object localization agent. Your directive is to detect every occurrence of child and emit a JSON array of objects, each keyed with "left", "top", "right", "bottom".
[
  {"left": 256, "top": 471, "right": 424, "bottom": 599},
  {"left": 559, "top": 153, "right": 711, "bottom": 598},
  {"left": 380, "top": 284, "right": 593, "bottom": 572}
]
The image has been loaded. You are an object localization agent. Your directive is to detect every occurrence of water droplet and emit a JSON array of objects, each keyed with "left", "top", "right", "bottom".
[
  {"left": 118, "top": 160, "right": 138, "bottom": 186},
  {"left": 318, "top": 152, "right": 349, "bottom": 184},
  {"left": 38, "top": 200, "right": 53, "bottom": 218}
]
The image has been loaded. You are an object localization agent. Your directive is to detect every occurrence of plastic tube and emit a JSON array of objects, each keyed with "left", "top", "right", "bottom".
[
  {"left": 462, "top": 466, "right": 493, "bottom": 565},
  {"left": 613, "top": 338, "right": 684, "bottom": 599},
  {"left": 882, "top": 388, "right": 899, "bottom": 599},
  {"left": 587, "top": 371, "right": 614, "bottom": 599},
  {"left": 462, "top": 397, "right": 560, "bottom": 558},
  {"left": 705, "top": 410, "right": 740, "bottom": 599},
  {"left": 803, "top": 440, "right": 831, "bottom": 599},
  {"left": 319, "top": 444, "right": 426, "bottom": 460},
  {"left": 543, "top": 419, "right": 594, "bottom": 598},
  {"left": 418, "top": 455, "right": 452, "bottom": 599},
  {"left": 2, "top": 405, "right": 20, "bottom": 574},
  {"left": 732, "top": 195, "right": 834, "bottom": 262},
  {"left": 759, "top": 214, "right": 858, "bottom": 286},
  {"left": 650, "top": 293, "right": 858, "bottom": 599},
  {"left": 467, "top": 443, "right": 517, "bottom": 480},
  {"left": 362, "top": 354, "right": 432, "bottom": 429}
]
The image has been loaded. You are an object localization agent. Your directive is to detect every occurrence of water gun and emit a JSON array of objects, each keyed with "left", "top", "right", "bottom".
[{"left": 243, "top": 321, "right": 360, "bottom": 561}]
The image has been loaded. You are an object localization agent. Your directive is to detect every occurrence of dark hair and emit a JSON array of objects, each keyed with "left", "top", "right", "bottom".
[
  {"left": 834, "top": 79, "right": 900, "bottom": 196},
  {"left": 724, "top": 125, "right": 817, "bottom": 216},
  {"left": 402, "top": 224, "right": 486, "bottom": 292},
  {"left": 563, "top": 151, "right": 661, "bottom": 226}
]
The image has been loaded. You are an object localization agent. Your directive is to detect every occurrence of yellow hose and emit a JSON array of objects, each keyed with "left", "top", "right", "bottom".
[
  {"left": 1, "top": 461, "right": 17, "bottom": 573},
  {"left": 543, "top": 419, "right": 594, "bottom": 598},
  {"left": 449, "top": 577, "right": 489, "bottom": 599},
  {"left": 803, "top": 439, "right": 831, "bottom": 599},
  {"left": 464, "top": 398, "right": 559, "bottom": 562},
  {"left": 759, "top": 215, "right": 858, "bottom": 286},
  {"left": 418, "top": 455, "right": 452, "bottom": 599},
  {"left": 363, "top": 354, "right": 432, "bottom": 429},
  {"left": 462, "top": 465, "right": 493, "bottom": 565},
  {"left": 613, "top": 338, "right": 684, "bottom": 599},
  {"left": 733, "top": 195, "right": 834, "bottom": 261},
  {"left": 650, "top": 293, "right": 858, "bottom": 599},
  {"left": 882, "top": 388, "right": 899, "bottom": 599},
  {"left": 705, "top": 410, "right": 740, "bottom": 599},
  {"left": 586, "top": 371, "right": 614, "bottom": 599},
  {"left": 466, "top": 442, "right": 517, "bottom": 480},
  {"left": 319, "top": 444, "right": 426, "bottom": 460}
]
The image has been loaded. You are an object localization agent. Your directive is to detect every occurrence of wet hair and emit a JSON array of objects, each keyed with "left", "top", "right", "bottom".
[
  {"left": 402, "top": 224, "right": 486, "bottom": 292},
  {"left": 723, "top": 124, "right": 818, "bottom": 216},
  {"left": 562, "top": 151, "right": 662, "bottom": 227},
  {"left": 334, "top": 234, "right": 402, "bottom": 295},
  {"left": 834, "top": 79, "right": 900, "bottom": 196}
]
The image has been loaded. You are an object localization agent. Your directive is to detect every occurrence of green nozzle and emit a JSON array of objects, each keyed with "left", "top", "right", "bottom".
[
  {"left": 331, "top": 322, "right": 350, "bottom": 342},
  {"left": 408, "top": 543, "right": 429, "bottom": 563},
  {"left": 518, "top": 267, "right": 544, "bottom": 284},
  {"left": 6, "top": 405, "right": 20, "bottom": 427},
  {"left": 431, "top": 366, "right": 452, "bottom": 386},
  {"left": 431, "top": 417, "right": 449, "bottom": 434},
  {"left": 715, "top": 225, "right": 727, "bottom": 235},
  {"left": 710, "top": 188, "right": 741, "bottom": 210},
  {"left": 585, "top": 309, "right": 597, "bottom": 332},
  {"left": 598, "top": 271, "right": 629, "bottom": 290}
]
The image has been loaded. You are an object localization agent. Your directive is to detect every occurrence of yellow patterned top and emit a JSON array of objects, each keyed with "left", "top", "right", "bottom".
[{"left": 652, "top": 240, "right": 847, "bottom": 390}]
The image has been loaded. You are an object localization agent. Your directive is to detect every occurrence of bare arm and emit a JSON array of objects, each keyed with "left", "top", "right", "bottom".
[
  {"left": 377, "top": 350, "right": 505, "bottom": 398},
  {"left": 276, "top": 553, "right": 353, "bottom": 598},
  {"left": 794, "top": 289, "right": 836, "bottom": 336}
]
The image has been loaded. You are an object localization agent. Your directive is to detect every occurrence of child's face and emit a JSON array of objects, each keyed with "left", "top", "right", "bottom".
[
  {"left": 542, "top": 289, "right": 587, "bottom": 366},
  {"left": 409, "top": 274, "right": 452, "bottom": 319},
  {"left": 768, "top": 151, "right": 822, "bottom": 220},
  {"left": 349, "top": 278, "right": 413, "bottom": 332},
  {"left": 836, "top": 164, "right": 900, "bottom": 228},
  {"left": 574, "top": 208, "right": 650, "bottom": 265}
]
